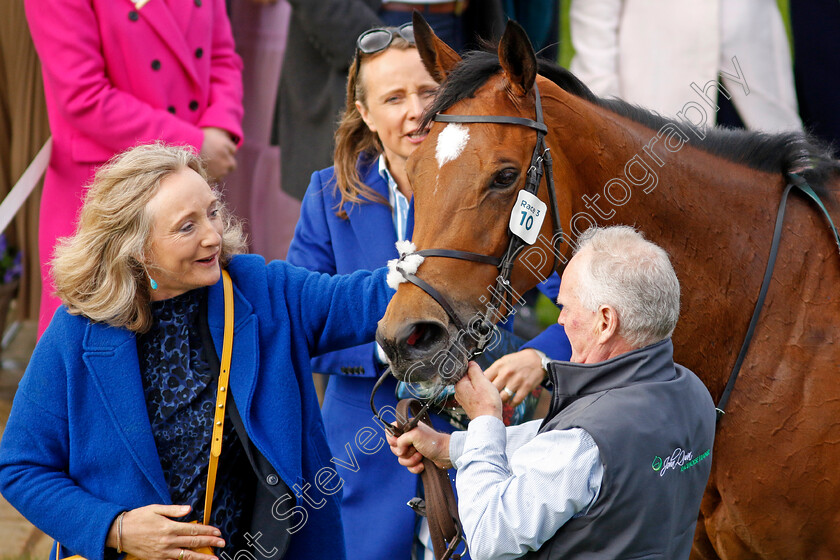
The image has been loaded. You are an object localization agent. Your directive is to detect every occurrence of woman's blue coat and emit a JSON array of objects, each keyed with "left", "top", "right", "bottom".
[
  {"left": 0, "top": 255, "right": 393, "bottom": 560},
  {"left": 287, "top": 160, "right": 424, "bottom": 560}
]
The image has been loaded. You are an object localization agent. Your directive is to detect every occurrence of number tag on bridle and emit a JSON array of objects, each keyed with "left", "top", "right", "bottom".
[{"left": 509, "top": 190, "right": 546, "bottom": 244}]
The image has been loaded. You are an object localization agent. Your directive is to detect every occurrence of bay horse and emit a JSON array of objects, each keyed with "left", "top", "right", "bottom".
[{"left": 376, "top": 14, "right": 840, "bottom": 560}]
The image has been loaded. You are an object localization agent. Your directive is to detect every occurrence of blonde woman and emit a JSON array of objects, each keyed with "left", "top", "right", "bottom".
[{"left": 0, "top": 144, "right": 392, "bottom": 560}]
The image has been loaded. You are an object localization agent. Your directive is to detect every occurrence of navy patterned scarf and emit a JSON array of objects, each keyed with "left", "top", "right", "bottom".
[{"left": 138, "top": 289, "right": 250, "bottom": 552}]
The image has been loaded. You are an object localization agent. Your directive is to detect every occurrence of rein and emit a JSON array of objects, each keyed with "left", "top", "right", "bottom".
[
  {"left": 397, "top": 399, "right": 464, "bottom": 560},
  {"left": 369, "top": 374, "right": 464, "bottom": 560},
  {"left": 716, "top": 173, "right": 840, "bottom": 422}
]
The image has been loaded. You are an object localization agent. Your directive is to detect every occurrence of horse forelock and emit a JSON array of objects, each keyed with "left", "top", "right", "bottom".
[
  {"left": 421, "top": 49, "right": 839, "bottom": 189},
  {"left": 420, "top": 51, "right": 501, "bottom": 131}
]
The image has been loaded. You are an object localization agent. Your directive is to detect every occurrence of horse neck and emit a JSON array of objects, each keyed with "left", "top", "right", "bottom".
[
  {"left": 543, "top": 92, "right": 785, "bottom": 394},
  {"left": 545, "top": 96, "right": 780, "bottom": 241}
]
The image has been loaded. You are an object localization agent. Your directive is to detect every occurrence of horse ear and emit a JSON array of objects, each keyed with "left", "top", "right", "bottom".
[
  {"left": 412, "top": 11, "right": 461, "bottom": 83},
  {"left": 498, "top": 20, "right": 537, "bottom": 96}
]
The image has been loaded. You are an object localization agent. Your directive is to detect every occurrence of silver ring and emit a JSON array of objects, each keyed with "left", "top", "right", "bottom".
[
  {"left": 502, "top": 387, "right": 515, "bottom": 398},
  {"left": 178, "top": 550, "right": 185, "bottom": 560}
]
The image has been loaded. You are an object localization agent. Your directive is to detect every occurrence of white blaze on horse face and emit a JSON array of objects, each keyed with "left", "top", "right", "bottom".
[{"left": 435, "top": 124, "right": 470, "bottom": 167}]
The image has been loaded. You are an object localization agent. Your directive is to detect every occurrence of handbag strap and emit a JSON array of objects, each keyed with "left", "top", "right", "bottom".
[{"left": 204, "top": 269, "right": 234, "bottom": 525}]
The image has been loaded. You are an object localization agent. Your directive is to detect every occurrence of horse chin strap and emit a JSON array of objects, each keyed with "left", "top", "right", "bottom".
[{"left": 395, "top": 82, "right": 564, "bottom": 361}]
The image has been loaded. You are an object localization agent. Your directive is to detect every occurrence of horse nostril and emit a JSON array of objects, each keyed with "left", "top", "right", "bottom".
[
  {"left": 406, "top": 325, "right": 424, "bottom": 346},
  {"left": 402, "top": 321, "right": 447, "bottom": 354}
]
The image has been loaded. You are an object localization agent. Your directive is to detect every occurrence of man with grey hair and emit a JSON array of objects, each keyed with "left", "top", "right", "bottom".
[{"left": 388, "top": 226, "right": 716, "bottom": 560}]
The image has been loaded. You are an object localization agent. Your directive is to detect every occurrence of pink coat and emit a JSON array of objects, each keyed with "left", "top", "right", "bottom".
[{"left": 26, "top": 0, "right": 244, "bottom": 335}]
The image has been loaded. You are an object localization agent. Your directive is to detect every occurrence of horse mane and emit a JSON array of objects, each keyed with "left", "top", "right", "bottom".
[{"left": 422, "top": 50, "right": 840, "bottom": 188}]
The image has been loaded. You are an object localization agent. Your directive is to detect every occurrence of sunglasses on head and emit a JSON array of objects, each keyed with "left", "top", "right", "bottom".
[
  {"left": 352, "top": 23, "right": 416, "bottom": 86},
  {"left": 356, "top": 23, "right": 415, "bottom": 54}
]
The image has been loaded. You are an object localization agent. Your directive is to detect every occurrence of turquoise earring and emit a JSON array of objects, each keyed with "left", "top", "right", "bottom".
[{"left": 149, "top": 275, "right": 158, "bottom": 290}]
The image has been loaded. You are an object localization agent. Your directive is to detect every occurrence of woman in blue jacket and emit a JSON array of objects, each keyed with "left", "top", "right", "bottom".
[
  {"left": 288, "top": 27, "right": 438, "bottom": 559},
  {"left": 0, "top": 144, "right": 392, "bottom": 560},
  {"left": 287, "top": 24, "right": 571, "bottom": 560}
]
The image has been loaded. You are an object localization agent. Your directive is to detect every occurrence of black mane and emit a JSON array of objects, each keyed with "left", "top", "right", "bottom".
[{"left": 422, "top": 50, "right": 839, "bottom": 187}]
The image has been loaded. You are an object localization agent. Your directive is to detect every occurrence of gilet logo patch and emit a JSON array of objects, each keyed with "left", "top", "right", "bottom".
[{"left": 651, "top": 448, "right": 710, "bottom": 477}]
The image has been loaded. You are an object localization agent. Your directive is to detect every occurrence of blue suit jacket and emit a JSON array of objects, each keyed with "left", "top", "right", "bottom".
[
  {"left": 526, "top": 274, "right": 573, "bottom": 360},
  {"left": 0, "top": 256, "right": 393, "bottom": 560},
  {"left": 288, "top": 160, "right": 426, "bottom": 560},
  {"left": 288, "top": 160, "right": 399, "bottom": 380}
]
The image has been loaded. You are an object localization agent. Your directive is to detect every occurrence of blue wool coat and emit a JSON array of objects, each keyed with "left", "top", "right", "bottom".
[
  {"left": 0, "top": 255, "right": 393, "bottom": 560},
  {"left": 287, "top": 160, "right": 425, "bottom": 560},
  {"left": 287, "top": 158, "right": 571, "bottom": 560}
]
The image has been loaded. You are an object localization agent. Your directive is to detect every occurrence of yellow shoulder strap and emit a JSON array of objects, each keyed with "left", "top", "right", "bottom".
[{"left": 204, "top": 269, "right": 234, "bottom": 525}]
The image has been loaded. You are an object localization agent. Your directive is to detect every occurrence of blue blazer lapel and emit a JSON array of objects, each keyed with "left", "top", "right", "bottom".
[
  {"left": 82, "top": 324, "right": 170, "bottom": 502},
  {"left": 345, "top": 162, "right": 400, "bottom": 263},
  {"left": 406, "top": 198, "right": 415, "bottom": 240}
]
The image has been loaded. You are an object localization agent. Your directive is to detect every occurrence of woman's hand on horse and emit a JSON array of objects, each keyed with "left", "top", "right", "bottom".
[
  {"left": 108, "top": 504, "right": 225, "bottom": 560},
  {"left": 484, "top": 349, "right": 545, "bottom": 407},
  {"left": 386, "top": 423, "right": 452, "bottom": 474}
]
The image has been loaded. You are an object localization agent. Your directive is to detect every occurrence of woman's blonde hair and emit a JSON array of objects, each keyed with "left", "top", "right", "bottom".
[
  {"left": 52, "top": 143, "right": 247, "bottom": 332},
  {"left": 332, "top": 32, "right": 417, "bottom": 219}
]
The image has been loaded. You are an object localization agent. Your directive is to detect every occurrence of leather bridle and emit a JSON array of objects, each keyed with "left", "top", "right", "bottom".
[
  {"left": 398, "top": 82, "right": 564, "bottom": 356},
  {"left": 372, "top": 81, "right": 565, "bottom": 429}
]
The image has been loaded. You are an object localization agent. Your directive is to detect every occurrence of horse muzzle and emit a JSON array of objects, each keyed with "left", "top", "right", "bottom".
[{"left": 376, "top": 318, "right": 460, "bottom": 383}]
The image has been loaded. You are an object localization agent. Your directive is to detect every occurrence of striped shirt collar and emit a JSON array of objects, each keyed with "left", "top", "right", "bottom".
[{"left": 378, "top": 154, "right": 410, "bottom": 242}]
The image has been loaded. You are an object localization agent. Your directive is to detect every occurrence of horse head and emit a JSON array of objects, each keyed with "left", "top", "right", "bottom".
[{"left": 376, "top": 14, "right": 576, "bottom": 384}]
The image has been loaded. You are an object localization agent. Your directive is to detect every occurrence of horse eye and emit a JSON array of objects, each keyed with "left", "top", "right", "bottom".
[{"left": 491, "top": 168, "right": 519, "bottom": 190}]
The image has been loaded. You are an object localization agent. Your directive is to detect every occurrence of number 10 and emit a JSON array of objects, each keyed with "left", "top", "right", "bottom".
[{"left": 519, "top": 211, "right": 534, "bottom": 230}]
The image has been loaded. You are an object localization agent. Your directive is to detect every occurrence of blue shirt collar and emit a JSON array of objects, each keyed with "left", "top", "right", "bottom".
[{"left": 377, "top": 154, "right": 410, "bottom": 241}]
